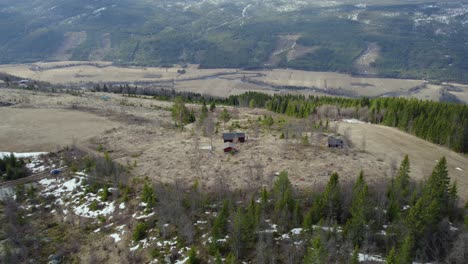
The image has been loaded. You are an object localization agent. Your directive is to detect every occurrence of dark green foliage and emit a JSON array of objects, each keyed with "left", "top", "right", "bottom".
[
  {"left": 351, "top": 247, "right": 359, "bottom": 264},
  {"left": 261, "top": 94, "right": 468, "bottom": 153},
  {"left": 0, "top": 153, "right": 29, "bottom": 181},
  {"left": 345, "top": 171, "right": 370, "bottom": 247},
  {"left": 210, "top": 102, "right": 216, "bottom": 112},
  {"left": 212, "top": 200, "right": 229, "bottom": 240},
  {"left": 200, "top": 102, "right": 208, "bottom": 121},
  {"left": 141, "top": 182, "right": 156, "bottom": 210},
  {"left": 187, "top": 247, "right": 200, "bottom": 264},
  {"left": 273, "top": 171, "right": 295, "bottom": 229},
  {"left": 386, "top": 155, "right": 412, "bottom": 221},
  {"left": 386, "top": 247, "right": 397, "bottom": 264},
  {"left": 304, "top": 172, "right": 342, "bottom": 228},
  {"left": 262, "top": 115, "right": 274, "bottom": 129},
  {"left": 220, "top": 108, "right": 231, "bottom": 126},
  {"left": 406, "top": 157, "right": 455, "bottom": 236},
  {"left": 321, "top": 173, "right": 342, "bottom": 223},
  {"left": 303, "top": 236, "right": 328, "bottom": 264},
  {"left": 225, "top": 253, "right": 237, "bottom": 264},
  {"left": 397, "top": 234, "right": 414, "bottom": 264},
  {"left": 89, "top": 200, "right": 99, "bottom": 211},
  {"left": 2, "top": 1, "right": 468, "bottom": 83},
  {"left": 133, "top": 222, "right": 148, "bottom": 241},
  {"left": 172, "top": 97, "right": 196, "bottom": 127}
]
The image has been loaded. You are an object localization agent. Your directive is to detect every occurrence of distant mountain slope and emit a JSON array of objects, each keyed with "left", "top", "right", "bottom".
[{"left": 0, "top": 0, "right": 467, "bottom": 83}]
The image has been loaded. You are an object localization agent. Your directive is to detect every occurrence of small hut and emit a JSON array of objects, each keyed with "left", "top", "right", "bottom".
[
  {"left": 328, "top": 136, "right": 344, "bottom": 148},
  {"left": 223, "top": 132, "right": 246, "bottom": 143}
]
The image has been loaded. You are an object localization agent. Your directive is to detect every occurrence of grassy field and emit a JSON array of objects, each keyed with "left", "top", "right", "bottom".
[
  {"left": 1, "top": 61, "right": 468, "bottom": 103},
  {"left": 1, "top": 88, "right": 466, "bottom": 201}
]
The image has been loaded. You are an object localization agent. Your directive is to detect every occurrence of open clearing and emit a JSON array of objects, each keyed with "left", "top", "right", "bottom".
[
  {"left": 0, "top": 107, "right": 119, "bottom": 152},
  {"left": 0, "top": 88, "right": 467, "bottom": 201},
  {"left": 1, "top": 61, "right": 467, "bottom": 103}
]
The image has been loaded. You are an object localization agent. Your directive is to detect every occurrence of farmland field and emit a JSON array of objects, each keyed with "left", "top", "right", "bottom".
[{"left": 1, "top": 61, "right": 468, "bottom": 103}]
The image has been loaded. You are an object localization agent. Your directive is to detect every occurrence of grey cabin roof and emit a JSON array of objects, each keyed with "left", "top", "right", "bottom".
[
  {"left": 328, "top": 137, "right": 343, "bottom": 144},
  {"left": 223, "top": 132, "right": 245, "bottom": 140}
]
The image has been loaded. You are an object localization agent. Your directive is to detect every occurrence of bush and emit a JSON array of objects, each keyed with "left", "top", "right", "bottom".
[
  {"left": 133, "top": 222, "right": 148, "bottom": 241},
  {"left": 89, "top": 200, "right": 99, "bottom": 211}
]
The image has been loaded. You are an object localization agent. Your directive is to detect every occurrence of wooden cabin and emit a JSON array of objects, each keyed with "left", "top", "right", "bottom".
[
  {"left": 223, "top": 132, "right": 246, "bottom": 143},
  {"left": 328, "top": 136, "right": 344, "bottom": 148},
  {"left": 223, "top": 142, "right": 238, "bottom": 153}
]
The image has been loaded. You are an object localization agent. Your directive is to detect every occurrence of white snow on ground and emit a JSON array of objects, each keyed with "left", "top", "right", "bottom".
[
  {"left": 175, "top": 257, "right": 189, "bottom": 264},
  {"left": 312, "top": 225, "right": 342, "bottom": 233},
  {"left": 456, "top": 167, "right": 463, "bottom": 171},
  {"left": 358, "top": 253, "right": 385, "bottom": 262},
  {"left": 109, "top": 233, "right": 122, "bottom": 242},
  {"left": 130, "top": 245, "right": 139, "bottom": 251},
  {"left": 39, "top": 173, "right": 116, "bottom": 218},
  {"left": 135, "top": 212, "right": 155, "bottom": 219},
  {"left": 25, "top": 156, "right": 51, "bottom": 173},
  {"left": 74, "top": 200, "right": 115, "bottom": 218},
  {"left": 119, "top": 203, "right": 126, "bottom": 209},
  {"left": 291, "top": 228, "right": 303, "bottom": 235},
  {"left": 342, "top": 119, "right": 369, "bottom": 124},
  {"left": 0, "top": 152, "right": 48, "bottom": 158}
]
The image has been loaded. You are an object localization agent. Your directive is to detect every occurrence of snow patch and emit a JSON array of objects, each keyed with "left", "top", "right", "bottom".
[
  {"left": 291, "top": 228, "right": 303, "bottom": 235},
  {"left": 358, "top": 253, "right": 385, "bottom": 262},
  {"left": 110, "top": 233, "right": 122, "bottom": 242},
  {"left": 342, "top": 119, "right": 369, "bottom": 124},
  {"left": 0, "top": 152, "right": 48, "bottom": 158}
]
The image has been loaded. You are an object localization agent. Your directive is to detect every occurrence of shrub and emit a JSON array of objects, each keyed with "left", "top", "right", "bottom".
[
  {"left": 133, "top": 222, "right": 148, "bottom": 241},
  {"left": 89, "top": 200, "right": 99, "bottom": 211}
]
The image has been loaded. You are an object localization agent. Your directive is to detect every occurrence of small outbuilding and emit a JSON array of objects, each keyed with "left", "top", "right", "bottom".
[
  {"left": 223, "top": 142, "right": 238, "bottom": 153},
  {"left": 328, "top": 136, "right": 344, "bottom": 148},
  {"left": 223, "top": 132, "right": 246, "bottom": 143}
]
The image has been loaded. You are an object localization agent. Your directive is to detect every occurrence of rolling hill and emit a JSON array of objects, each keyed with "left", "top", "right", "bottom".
[{"left": 0, "top": 0, "right": 468, "bottom": 83}]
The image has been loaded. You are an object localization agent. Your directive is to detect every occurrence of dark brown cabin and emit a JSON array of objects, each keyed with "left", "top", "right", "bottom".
[{"left": 223, "top": 142, "right": 238, "bottom": 153}]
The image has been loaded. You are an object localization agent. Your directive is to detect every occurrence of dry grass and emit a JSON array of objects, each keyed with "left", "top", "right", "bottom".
[{"left": 0, "top": 88, "right": 466, "bottom": 200}]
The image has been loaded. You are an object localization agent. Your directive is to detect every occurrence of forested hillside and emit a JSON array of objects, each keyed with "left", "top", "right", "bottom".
[
  {"left": 4, "top": 153, "right": 465, "bottom": 263},
  {"left": 1, "top": 0, "right": 468, "bottom": 83}
]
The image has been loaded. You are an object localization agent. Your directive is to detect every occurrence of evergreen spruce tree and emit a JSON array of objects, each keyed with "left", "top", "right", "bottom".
[
  {"left": 321, "top": 172, "right": 342, "bottom": 223},
  {"left": 385, "top": 247, "right": 397, "bottom": 264},
  {"left": 212, "top": 200, "right": 229, "bottom": 240},
  {"left": 387, "top": 155, "right": 411, "bottom": 221},
  {"left": 187, "top": 247, "right": 200, "bottom": 264},
  {"left": 220, "top": 108, "right": 231, "bottom": 128},
  {"left": 345, "top": 171, "right": 370, "bottom": 246},
  {"left": 397, "top": 234, "right": 414, "bottom": 264},
  {"left": 350, "top": 246, "right": 359, "bottom": 264},
  {"left": 303, "top": 236, "right": 327, "bottom": 264},
  {"left": 210, "top": 102, "right": 216, "bottom": 112},
  {"left": 225, "top": 253, "right": 236, "bottom": 264}
]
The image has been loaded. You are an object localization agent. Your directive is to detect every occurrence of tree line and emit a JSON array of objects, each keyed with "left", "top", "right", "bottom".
[
  {"left": 0, "top": 154, "right": 29, "bottom": 181},
  {"left": 227, "top": 93, "right": 468, "bottom": 153}
]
